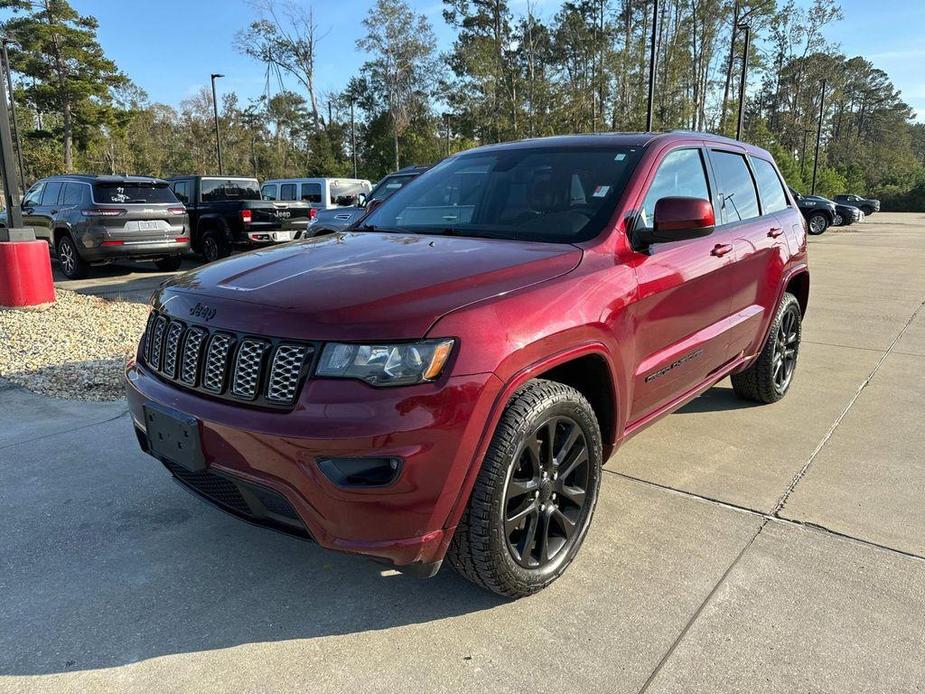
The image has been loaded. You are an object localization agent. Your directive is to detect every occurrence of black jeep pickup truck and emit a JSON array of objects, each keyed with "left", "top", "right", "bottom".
[{"left": 167, "top": 176, "right": 311, "bottom": 262}]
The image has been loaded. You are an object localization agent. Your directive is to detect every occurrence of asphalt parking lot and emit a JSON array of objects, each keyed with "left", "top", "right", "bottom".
[{"left": 2, "top": 213, "right": 924, "bottom": 693}]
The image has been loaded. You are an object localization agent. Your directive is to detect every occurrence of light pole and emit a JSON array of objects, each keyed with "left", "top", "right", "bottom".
[
  {"left": 444, "top": 113, "right": 450, "bottom": 157},
  {"left": 645, "top": 0, "right": 658, "bottom": 132},
  {"left": 210, "top": 73, "right": 224, "bottom": 175},
  {"left": 800, "top": 128, "right": 814, "bottom": 178},
  {"left": 0, "top": 42, "right": 23, "bottom": 231},
  {"left": 735, "top": 24, "right": 750, "bottom": 141},
  {"left": 350, "top": 98, "right": 357, "bottom": 179},
  {"left": 1, "top": 38, "right": 25, "bottom": 191},
  {"left": 811, "top": 80, "right": 826, "bottom": 195}
]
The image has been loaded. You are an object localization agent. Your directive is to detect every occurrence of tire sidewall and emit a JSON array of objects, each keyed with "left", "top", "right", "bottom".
[
  {"left": 488, "top": 392, "right": 603, "bottom": 591},
  {"left": 807, "top": 212, "right": 828, "bottom": 235},
  {"left": 56, "top": 235, "right": 82, "bottom": 279}
]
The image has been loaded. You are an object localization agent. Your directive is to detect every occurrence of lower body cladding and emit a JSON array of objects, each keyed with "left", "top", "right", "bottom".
[{"left": 125, "top": 362, "right": 502, "bottom": 576}]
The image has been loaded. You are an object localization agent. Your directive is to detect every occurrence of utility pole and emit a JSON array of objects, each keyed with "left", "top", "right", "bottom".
[
  {"left": 800, "top": 128, "right": 814, "bottom": 178},
  {"left": 350, "top": 99, "right": 357, "bottom": 179},
  {"left": 735, "top": 24, "right": 750, "bottom": 141},
  {"left": 1, "top": 38, "right": 25, "bottom": 191},
  {"left": 811, "top": 80, "right": 826, "bottom": 195},
  {"left": 210, "top": 73, "right": 224, "bottom": 175},
  {"left": 645, "top": 0, "right": 659, "bottom": 132}
]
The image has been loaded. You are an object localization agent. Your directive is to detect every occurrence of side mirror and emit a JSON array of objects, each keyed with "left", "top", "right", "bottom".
[
  {"left": 636, "top": 197, "right": 715, "bottom": 247},
  {"left": 357, "top": 193, "right": 367, "bottom": 207},
  {"left": 365, "top": 197, "right": 383, "bottom": 214}
]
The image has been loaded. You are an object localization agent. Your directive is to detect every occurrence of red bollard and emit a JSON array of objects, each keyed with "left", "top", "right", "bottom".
[{"left": 0, "top": 240, "right": 56, "bottom": 307}]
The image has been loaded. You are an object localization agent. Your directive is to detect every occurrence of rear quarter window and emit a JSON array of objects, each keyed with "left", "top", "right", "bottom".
[
  {"left": 750, "top": 157, "right": 789, "bottom": 214},
  {"left": 300, "top": 183, "right": 321, "bottom": 203}
]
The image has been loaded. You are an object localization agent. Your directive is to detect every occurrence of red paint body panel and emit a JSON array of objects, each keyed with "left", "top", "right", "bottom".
[{"left": 126, "top": 132, "right": 809, "bottom": 571}]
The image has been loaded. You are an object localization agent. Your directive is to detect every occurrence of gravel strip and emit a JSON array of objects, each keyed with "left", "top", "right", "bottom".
[{"left": 0, "top": 290, "right": 149, "bottom": 401}]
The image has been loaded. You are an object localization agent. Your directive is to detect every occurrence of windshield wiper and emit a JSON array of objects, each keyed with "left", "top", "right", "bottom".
[{"left": 355, "top": 223, "right": 407, "bottom": 234}]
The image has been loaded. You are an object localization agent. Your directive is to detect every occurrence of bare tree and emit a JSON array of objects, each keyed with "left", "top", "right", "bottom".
[{"left": 235, "top": 0, "right": 327, "bottom": 129}]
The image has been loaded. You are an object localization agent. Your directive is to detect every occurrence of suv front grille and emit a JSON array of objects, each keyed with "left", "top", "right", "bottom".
[{"left": 143, "top": 310, "right": 316, "bottom": 409}]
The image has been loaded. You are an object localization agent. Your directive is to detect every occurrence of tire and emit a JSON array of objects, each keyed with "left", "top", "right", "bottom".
[
  {"left": 56, "top": 234, "right": 88, "bottom": 279},
  {"left": 833, "top": 213, "right": 843, "bottom": 226},
  {"left": 731, "top": 292, "right": 802, "bottom": 404},
  {"left": 861, "top": 206, "right": 874, "bottom": 216},
  {"left": 446, "top": 379, "right": 603, "bottom": 598},
  {"left": 153, "top": 256, "right": 183, "bottom": 272},
  {"left": 807, "top": 211, "right": 829, "bottom": 235},
  {"left": 200, "top": 230, "right": 229, "bottom": 263}
]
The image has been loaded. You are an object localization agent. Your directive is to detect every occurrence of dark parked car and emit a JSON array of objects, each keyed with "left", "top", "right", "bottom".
[
  {"left": 305, "top": 165, "right": 430, "bottom": 237},
  {"left": 167, "top": 176, "right": 312, "bottom": 262},
  {"left": 789, "top": 187, "right": 835, "bottom": 235},
  {"left": 1, "top": 175, "right": 190, "bottom": 279},
  {"left": 128, "top": 132, "right": 809, "bottom": 597},
  {"left": 834, "top": 194, "right": 879, "bottom": 215}
]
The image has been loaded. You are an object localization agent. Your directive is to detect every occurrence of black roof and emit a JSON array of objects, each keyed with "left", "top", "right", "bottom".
[{"left": 43, "top": 174, "right": 170, "bottom": 184}]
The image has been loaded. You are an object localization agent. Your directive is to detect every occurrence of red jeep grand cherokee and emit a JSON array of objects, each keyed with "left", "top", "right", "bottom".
[{"left": 127, "top": 132, "right": 808, "bottom": 597}]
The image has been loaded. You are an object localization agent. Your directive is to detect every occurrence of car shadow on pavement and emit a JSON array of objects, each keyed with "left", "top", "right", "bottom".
[
  {"left": 675, "top": 384, "right": 762, "bottom": 414},
  {"left": 0, "top": 411, "right": 505, "bottom": 676}
]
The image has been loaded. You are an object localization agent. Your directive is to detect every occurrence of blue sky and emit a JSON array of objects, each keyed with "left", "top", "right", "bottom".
[{"left": 65, "top": 0, "right": 925, "bottom": 122}]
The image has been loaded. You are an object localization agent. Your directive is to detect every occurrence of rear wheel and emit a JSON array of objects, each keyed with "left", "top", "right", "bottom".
[
  {"left": 731, "top": 292, "right": 802, "bottom": 404},
  {"left": 201, "top": 230, "right": 229, "bottom": 263},
  {"left": 56, "top": 234, "right": 88, "bottom": 279},
  {"left": 807, "top": 212, "right": 829, "bottom": 235},
  {"left": 153, "top": 256, "right": 183, "bottom": 272},
  {"left": 833, "top": 212, "right": 843, "bottom": 226},
  {"left": 861, "top": 205, "right": 874, "bottom": 216},
  {"left": 447, "top": 379, "right": 602, "bottom": 598}
]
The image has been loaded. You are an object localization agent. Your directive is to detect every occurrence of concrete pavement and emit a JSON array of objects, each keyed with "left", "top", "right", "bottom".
[{"left": 2, "top": 213, "right": 924, "bottom": 692}]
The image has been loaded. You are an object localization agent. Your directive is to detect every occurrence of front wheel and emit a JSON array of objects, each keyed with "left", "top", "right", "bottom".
[
  {"left": 731, "top": 292, "right": 802, "bottom": 404},
  {"left": 807, "top": 212, "right": 829, "bottom": 235},
  {"left": 447, "top": 379, "right": 603, "bottom": 598},
  {"left": 200, "top": 230, "right": 229, "bottom": 263}
]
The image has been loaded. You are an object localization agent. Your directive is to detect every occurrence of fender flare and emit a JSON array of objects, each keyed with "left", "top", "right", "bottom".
[{"left": 441, "top": 341, "right": 623, "bottom": 533}]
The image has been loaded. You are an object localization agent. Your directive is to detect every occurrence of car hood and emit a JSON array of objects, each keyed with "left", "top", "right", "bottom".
[{"left": 156, "top": 231, "right": 582, "bottom": 340}]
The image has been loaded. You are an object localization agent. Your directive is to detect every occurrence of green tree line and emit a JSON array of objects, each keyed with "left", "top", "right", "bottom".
[{"left": 2, "top": 0, "right": 924, "bottom": 209}]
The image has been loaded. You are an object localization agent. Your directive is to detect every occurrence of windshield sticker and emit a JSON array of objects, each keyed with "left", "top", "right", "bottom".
[{"left": 592, "top": 185, "right": 610, "bottom": 197}]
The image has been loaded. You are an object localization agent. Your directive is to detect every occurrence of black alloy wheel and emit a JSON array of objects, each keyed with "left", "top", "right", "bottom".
[
  {"left": 503, "top": 415, "right": 590, "bottom": 569},
  {"left": 770, "top": 302, "right": 800, "bottom": 394}
]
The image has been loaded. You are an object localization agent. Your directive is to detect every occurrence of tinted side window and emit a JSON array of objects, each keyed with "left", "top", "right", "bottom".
[
  {"left": 172, "top": 181, "right": 190, "bottom": 204},
  {"left": 751, "top": 158, "right": 788, "bottom": 214},
  {"left": 640, "top": 148, "right": 710, "bottom": 228},
  {"left": 280, "top": 183, "right": 297, "bottom": 201},
  {"left": 710, "top": 151, "right": 760, "bottom": 224},
  {"left": 261, "top": 184, "right": 276, "bottom": 201},
  {"left": 62, "top": 183, "right": 84, "bottom": 206},
  {"left": 23, "top": 183, "right": 44, "bottom": 207},
  {"left": 41, "top": 181, "right": 63, "bottom": 206},
  {"left": 301, "top": 182, "right": 321, "bottom": 203}
]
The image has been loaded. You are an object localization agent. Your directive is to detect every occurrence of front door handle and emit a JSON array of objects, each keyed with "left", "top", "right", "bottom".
[
  {"left": 711, "top": 243, "right": 734, "bottom": 257},
  {"left": 50, "top": 209, "right": 59, "bottom": 215},
  {"left": 768, "top": 226, "right": 784, "bottom": 238}
]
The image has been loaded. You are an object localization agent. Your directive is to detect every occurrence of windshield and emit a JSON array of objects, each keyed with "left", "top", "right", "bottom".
[
  {"left": 369, "top": 173, "right": 418, "bottom": 202},
  {"left": 363, "top": 146, "right": 642, "bottom": 243},
  {"left": 93, "top": 182, "right": 177, "bottom": 204}
]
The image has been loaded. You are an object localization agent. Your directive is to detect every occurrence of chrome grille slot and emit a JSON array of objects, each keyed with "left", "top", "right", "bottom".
[
  {"left": 267, "top": 344, "right": 308, "bottom": 403},
  {"left": 180, "top": 326, "right": 207, "bottom": 386},
  {"left": 141, "top": 310, "right": 314, "bottom": 408},
  {"left": 149, "top": 315, "right": 168, "bottom": 370},
  {"left": 232, "top": 338, "right": 270, "bottom": 399},
  {"left": 162, "top": 321, "right": 185, "bottom": 379},
  {"left": 203, "top": 333, "right": 235, "bottom": 393}
]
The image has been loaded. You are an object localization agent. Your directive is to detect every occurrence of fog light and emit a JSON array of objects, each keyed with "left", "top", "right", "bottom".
[{"left": 317, "top": 457, "right": 402, "bottom": 488}]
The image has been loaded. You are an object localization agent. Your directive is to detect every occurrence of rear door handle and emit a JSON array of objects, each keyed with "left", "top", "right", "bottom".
[
  {"left": 768, "top": 227, "right": 784, "bottom": 238},
  {"left": 711, "top": 243, "right": 734, "bottom": 257}
]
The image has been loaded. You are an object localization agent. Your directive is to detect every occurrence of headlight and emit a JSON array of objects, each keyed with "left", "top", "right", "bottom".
[{"left": 316, "top": 339, "right": 455, "bottom": 386}]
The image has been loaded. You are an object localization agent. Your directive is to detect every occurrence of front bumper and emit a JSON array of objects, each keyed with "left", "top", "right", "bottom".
[{"left": 125, "top": 361, "right": 502, "bottom": 570}]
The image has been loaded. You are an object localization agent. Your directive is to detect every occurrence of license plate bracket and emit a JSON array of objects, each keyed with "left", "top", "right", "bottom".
[{"left": 143, "top": 403, "right": 205, "bottom": 472}]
